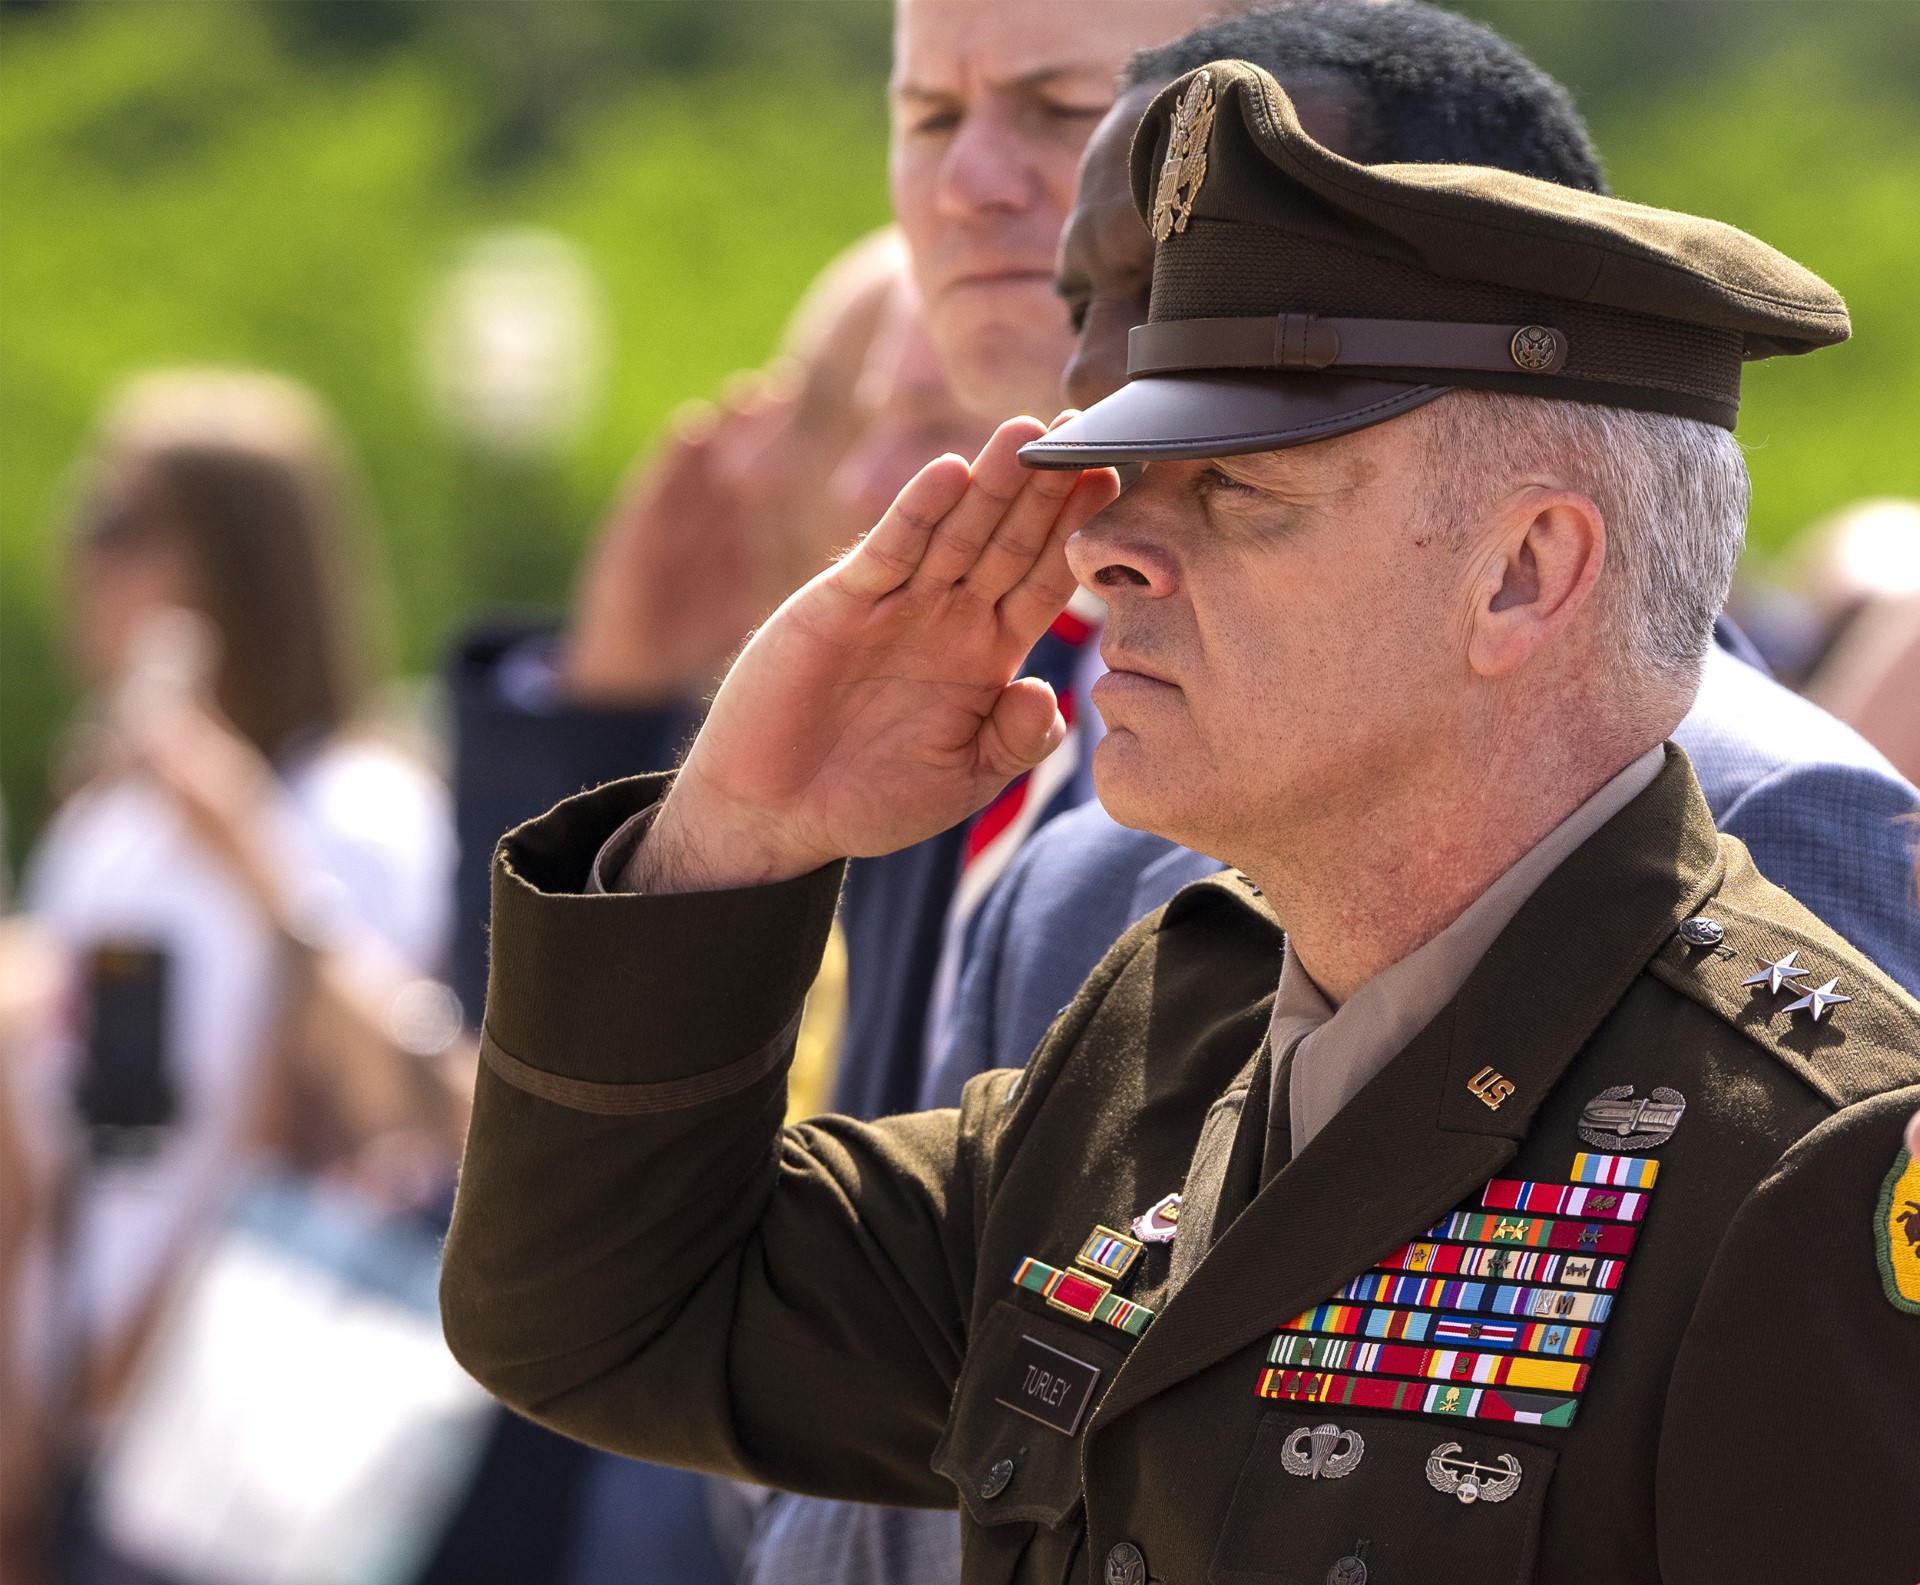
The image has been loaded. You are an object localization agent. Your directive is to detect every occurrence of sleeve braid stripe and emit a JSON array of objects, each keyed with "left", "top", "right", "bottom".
[{"left": 479, "top": 1010, "right": 802, "bottom": 1116}]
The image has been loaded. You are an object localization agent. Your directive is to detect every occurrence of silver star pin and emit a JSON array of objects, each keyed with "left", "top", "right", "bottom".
[
  {"left": 1782, "top": 977, "right": 1851, "bottom": 1022},
  {"left": 1742, "top": 951, "right": 1810, "bottom": 996}
]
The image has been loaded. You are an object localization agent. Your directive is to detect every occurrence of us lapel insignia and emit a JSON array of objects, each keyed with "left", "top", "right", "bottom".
[
  {"left": 1076, "top": 1225, "right": 1145, "bottom": 1283},
  {"left": 1578, "top": 1084, "right": 1685, "bottom": 1150},
  {"left": 1151, "top": 70, "right": 1216, "bottom": 242},
  {"left": 1131, "top": 1192, "right": 1182, "bottom": 1245},
  {"left": 1874, "top": 1147, "right": 1920, "bottom": 1314},
  {"left": 1467, "top": 1066, "right": 1516, "bottom": 1111}
]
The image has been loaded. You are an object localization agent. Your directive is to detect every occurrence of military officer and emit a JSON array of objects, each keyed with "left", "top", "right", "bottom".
[{"left": 442, "top": 64, "right": 1920, "bottom": 1584}]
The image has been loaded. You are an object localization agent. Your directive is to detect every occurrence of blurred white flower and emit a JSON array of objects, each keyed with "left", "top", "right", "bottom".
[{"left": 425, "top": 229, "right": 604, "bottom": 458}]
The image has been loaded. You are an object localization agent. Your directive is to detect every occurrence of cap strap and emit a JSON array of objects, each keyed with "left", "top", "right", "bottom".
[{"left": 1129, "top": 316, "right": 1570, "bottom": 379}]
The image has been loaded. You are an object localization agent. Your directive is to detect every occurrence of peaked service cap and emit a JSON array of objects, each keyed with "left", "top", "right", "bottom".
[{"left": 1021, "top": 60, "right": 1849, "bottom": 469}]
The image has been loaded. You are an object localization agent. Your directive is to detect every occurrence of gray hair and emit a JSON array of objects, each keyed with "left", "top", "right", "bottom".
[{"left": 1413, "top": 389, "right": 1750, "bottom": 690}]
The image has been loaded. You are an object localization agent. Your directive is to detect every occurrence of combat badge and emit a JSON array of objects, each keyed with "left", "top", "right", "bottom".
[
  {"left": 1874, "top": 1147, "right": 1920, "bottom": 1315},
  {"left": 1424, "top": 1443, "right": 1522, "bottom": 1504},
  {"left": 1151, "top": 71, "right": 1216, "bottom": 241},
  {"left": 1579, "top": 1085, "right": 1686, "bottom": 1150}
]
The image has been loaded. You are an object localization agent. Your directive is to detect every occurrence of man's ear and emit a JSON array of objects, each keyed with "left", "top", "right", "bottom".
[{"left": 1466, "top": 487, "right": 1606, "bottom": 679}]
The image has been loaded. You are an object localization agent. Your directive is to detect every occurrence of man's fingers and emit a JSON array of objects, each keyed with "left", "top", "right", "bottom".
[
  {"left": 835, "top": 453, "right": 972, "bottom": 600},
  {"left": 961, "top": 458, "right": 1101, "bottom": 605},
  {"left": 976, "top": 677, "right": 1067, "bottom": 780},
  {"left": 916, "top": 418, "right": 1050, "bottom": 586},
  {"left": 998, "top": 467, "right": 1121, "bottom": 638}
]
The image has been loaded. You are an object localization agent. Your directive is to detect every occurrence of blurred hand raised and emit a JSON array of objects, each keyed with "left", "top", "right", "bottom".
[
  {"left": 563, "top": 378, "right": 796, "bottom": 706},
  {"left": 632, "top": 417, "right": 1118, "bottom": 892}
]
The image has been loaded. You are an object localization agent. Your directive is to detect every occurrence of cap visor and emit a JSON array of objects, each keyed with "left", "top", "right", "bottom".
[{"left": 1019, "top": 373, "right": 1446, "bottom": 469}]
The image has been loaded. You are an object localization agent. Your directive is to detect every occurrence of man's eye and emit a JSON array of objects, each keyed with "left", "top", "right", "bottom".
[
  {"left": 910, "top": 109, "right": 962, "bottom": 136},
  {"left": 1199, "top": 467, "right": 1262, "bottom": 505}
]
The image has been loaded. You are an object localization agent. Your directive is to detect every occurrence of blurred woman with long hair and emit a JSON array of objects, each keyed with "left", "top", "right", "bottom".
[{"left": 7, "top": 371, "right": 462, "bottom": 1556}]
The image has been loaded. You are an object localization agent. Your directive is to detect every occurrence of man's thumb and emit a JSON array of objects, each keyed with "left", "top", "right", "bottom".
[{"left": 980, "top": 678, "right": 1067, "bottom": 778}]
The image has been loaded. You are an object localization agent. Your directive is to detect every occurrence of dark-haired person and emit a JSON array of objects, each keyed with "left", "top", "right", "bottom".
[{"left": 919, "top": 4, "right": 1919, "bottom": 1117}]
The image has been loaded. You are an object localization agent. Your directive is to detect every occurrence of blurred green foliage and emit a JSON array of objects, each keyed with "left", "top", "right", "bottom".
[{"left": 2, "top": 0, "right": 1917, "bottom": 870}]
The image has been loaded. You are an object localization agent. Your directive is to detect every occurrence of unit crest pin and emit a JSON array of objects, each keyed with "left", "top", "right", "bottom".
[{"left": 1131, "top": 1192, "right": 1182, "bottom": 1245}]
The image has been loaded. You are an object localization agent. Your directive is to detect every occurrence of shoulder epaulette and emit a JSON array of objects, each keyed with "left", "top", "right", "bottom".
[
  {"left": 1162, "top": 868, "right": 1283, "bottom": 935},
  {"left": 1647, "top": 839, "right": 1920, "bottom": 1109}
]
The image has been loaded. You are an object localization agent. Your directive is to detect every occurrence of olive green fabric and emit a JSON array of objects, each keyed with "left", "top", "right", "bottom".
[
  {"left": 1021, "top": 61, "right": 1848, "bottom": 465},
  {"left": 442, "top": 754, "right": 1920, "bottom": 1584}
]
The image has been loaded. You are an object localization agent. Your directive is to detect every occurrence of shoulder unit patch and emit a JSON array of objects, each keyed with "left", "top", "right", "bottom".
[{"left": 1874, "top": 1147, "right": 1920, "bottom": 1315}]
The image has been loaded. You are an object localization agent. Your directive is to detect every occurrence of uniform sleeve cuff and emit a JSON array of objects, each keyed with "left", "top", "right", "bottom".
[
  {"left": 585, "top": 806, "right": 660, "bottom": 894},
  {"left": 485, "top": 774, "right": 845, "bottom": 1090}
]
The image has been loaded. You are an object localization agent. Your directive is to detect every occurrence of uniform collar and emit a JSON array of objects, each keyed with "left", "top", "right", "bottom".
[
  {"left": 1276, "top": 744, "right": 1666, "bottom": 1156},
  {"left": 1090, "top": 743, "right": 1722, "bottom": 1437}
]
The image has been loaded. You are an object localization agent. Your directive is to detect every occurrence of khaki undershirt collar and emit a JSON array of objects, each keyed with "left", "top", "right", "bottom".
[{"left": 1271, "top": 743, "right": 1668, "bottom": 1160}]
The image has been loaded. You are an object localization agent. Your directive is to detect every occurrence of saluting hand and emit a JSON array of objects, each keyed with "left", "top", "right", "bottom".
[{"left": 629, "top": 416, "right": 1119, "bottom": 893}]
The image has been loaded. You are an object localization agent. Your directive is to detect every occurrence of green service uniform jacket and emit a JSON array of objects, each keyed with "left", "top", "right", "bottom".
[{"left": 441, "top": 752, "right": 1920, "bottom": 1585}]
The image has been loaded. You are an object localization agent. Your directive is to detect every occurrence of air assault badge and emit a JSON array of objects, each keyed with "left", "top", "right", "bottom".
[
  {"left": 1151, "top": 71, "right": 1216, "bottom": 242},
  {"left": 1874, "top": 1147, "right": 1920, "bottom": 1314}
]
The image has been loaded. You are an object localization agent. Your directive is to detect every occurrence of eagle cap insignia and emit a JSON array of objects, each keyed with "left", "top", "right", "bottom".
[{"left": 1152, "top": 70, "right": 1217, "bottom": 242}]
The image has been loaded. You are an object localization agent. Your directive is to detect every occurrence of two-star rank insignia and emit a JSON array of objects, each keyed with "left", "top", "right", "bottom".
[{"left": 1875, "top": 1146, "right": 1920, "bottom": 1315}]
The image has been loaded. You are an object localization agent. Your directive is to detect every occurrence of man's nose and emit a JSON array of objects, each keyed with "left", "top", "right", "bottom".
[
  {"left": 1066, "top": 504, "right": 1178, "bottom": 599},
  {"left": 936, "top": 107, "right": 1034, "bottom": 219}
]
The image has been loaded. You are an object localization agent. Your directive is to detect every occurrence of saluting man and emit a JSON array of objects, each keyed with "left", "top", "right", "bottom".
[{"left": 442, "top": 64, "right": 1920, "bottom": 1584}]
